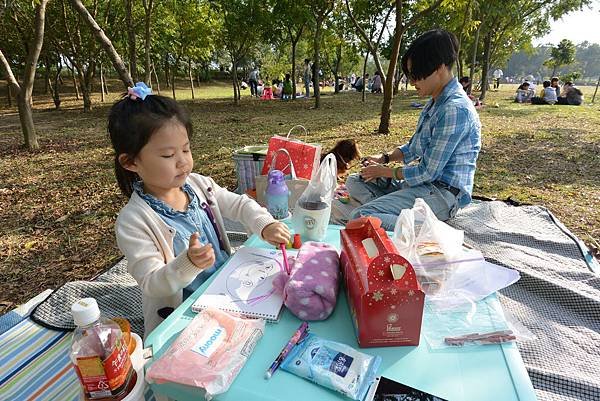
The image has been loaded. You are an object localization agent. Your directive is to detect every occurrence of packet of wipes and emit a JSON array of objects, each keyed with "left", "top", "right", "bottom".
[
  {"left": 146, "top": 308, "right": 264, "bottom": 400},
  {"left": 280, "top": 333, "right": 381, "bottom": 400}
]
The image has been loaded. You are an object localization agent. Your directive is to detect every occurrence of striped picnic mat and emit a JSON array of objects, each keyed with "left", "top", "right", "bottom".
[{"left": 0, "top": 319, "right": 155, "bottom": 401}]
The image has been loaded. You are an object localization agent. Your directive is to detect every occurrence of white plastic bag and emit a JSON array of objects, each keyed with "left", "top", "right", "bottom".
[
  {"left": 292, "top": 154, "right": 337, "bottom": 241},
  {"left": 392, "top": 198, "right": 464, "bottom": 294}
]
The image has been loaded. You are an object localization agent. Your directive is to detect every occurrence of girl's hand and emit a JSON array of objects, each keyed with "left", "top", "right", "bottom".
[
  {"left": 187, "top": 232, "right": 215, "bottom": 270},
  {"left": 261, "top": 222, "right": 291, "bottom": 247},
  {"left": 361, "top": 164, "right": 393, "bottom": 182}
]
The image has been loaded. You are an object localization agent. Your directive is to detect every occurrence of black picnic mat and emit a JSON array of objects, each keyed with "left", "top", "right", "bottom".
[
  {"left": 448, "top": 201, "right": 600, "bottom": 401},
  {"left": 30, "top": 231, "right": 249, "bottom": 338}
]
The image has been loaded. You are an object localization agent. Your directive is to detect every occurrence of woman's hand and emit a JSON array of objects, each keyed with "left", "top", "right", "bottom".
[
  {"left": 261, "top": 221, "right": 291, "bottom": 247},
  {"left": 187, "top": 232, "right": 215, "bottom": 270},
  {"left": 361, "top": 164, "right": 393, "bottom": 182},
  {"left": 362, "top": 154, "right": 386, "bottom": 166}
]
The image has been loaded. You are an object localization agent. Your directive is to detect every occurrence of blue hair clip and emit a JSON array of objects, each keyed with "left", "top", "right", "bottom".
[{"left": 127, "top": 82, "right": 153, "bottom": 100}]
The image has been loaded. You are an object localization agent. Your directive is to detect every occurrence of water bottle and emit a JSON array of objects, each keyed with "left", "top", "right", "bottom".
[
  {"left": 71, "top": 298, "right": 136, "bottom": 400},
  {"left": 265, "top": 169, "right": 290, "bottom": 220}
]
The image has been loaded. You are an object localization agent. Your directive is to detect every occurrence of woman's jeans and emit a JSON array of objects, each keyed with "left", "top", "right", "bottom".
[{"left": 345, "top": 174, "right": 460, "bottom": 230}]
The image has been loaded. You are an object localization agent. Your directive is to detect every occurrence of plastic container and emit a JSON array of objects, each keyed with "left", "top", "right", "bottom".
[
  {"left": 122, "top": 333, "right": 145, "bottom": 401},
  {"left": 71, "top": 298, "right": 136, "bottom": 401},
  {"left": 292, "top": 200, "right": 331, "bottom": 241}
]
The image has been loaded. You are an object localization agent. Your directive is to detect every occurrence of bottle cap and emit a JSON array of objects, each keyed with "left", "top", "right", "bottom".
[
  {"left": 292, "top": 233, "right": 302, "bottom": 249},
  {"left": 71, "top": 298, "right": 101, "bottom": 327}
]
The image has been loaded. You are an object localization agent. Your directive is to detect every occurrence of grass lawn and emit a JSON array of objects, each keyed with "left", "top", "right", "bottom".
[{"left": 1, "top": 80, "right": 599, "bottom": 315}]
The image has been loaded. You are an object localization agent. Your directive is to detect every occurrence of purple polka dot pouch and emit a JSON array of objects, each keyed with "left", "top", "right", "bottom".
[{"left": 273, "top": 241, "right": 341, "bottom": 321}]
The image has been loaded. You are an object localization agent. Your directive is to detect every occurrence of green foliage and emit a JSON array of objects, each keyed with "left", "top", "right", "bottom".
[
  {"left": 544, "top": 39, "right": 576, "bottom": 73},
  {"left": 561, "top": 71, "right": 581, "bottom": 82}
]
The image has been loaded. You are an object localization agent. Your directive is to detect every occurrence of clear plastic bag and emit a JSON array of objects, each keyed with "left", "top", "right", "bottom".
[
  {"left": 421, "top": 296, "right": 535, "bottom": 349},
  {"left": 292, "top": 154, "right": 337, "bottom": 241},
  {"left": 146, "top": 308, "right": 264, "bottom": 400},
  {"left": 392, "top": 198, "right": 464, "bottom": 295}
]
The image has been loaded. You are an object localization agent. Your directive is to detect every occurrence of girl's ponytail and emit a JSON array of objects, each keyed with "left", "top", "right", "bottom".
[{"left": 114, "top": 156, "right": 137, "bottom": 198}]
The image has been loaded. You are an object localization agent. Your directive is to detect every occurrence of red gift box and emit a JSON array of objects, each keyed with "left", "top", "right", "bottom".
[
  {"left": 340, "top": 217, "right": 425, "bottom": 347},
  {"left": 261, "top": 126, "right": 321, "bottom": 180}
]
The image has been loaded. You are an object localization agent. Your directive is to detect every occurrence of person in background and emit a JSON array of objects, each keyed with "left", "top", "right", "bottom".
[
  {"left": 282, "top": 74, "right": 293, "bottom": 100},
  {"left": 248, "top": 67, "right": 260, "bottom": 97},
  {"left": 493, "top": 68, "right": 503, "bottom": 89},
  {"left": 515, "top": 82, "right": 533, "bottom": 103},
  {"left": 371, "top": 71, "right": 383, "bottom": 94},
  {"left": 355, "top": 73, "right": 369, "bottom": 92},
  {"left": 108, "top": 84, "right": 290, "bottom": 335},
  {"left": 531, "top": 80, "right": 557, "bottom": 105},
  {"left": 345, "top": 29, "right": 481, "bottom": 230},
  {"left": 551, "top": 77, "right": 561, "bottom": 99},
  {"left": 557, "top": 81, "right": 584, "bottom": 105},
  {"left": 458, "top": 76, "right": 481, "bottom": 107},
  {"left": 303, "top": 59, "right": 311, "bottom": 98}
]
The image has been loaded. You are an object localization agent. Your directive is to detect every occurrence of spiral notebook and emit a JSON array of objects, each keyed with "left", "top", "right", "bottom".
[{"left": 191, "top": 246, "right": 295, "bottom": 322}]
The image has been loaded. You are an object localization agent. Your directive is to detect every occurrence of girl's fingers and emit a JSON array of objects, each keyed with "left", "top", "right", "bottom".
[{"left": 189, "top": 244, "right": 213, "bottom": 257}]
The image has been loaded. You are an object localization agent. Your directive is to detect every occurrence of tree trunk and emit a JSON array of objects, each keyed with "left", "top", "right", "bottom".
[
  {"left": 188, "top": 58, "right": 195, "bottom": 99},
  {"left": 393, "top": 66, "right": 401, "bottom": 96},
  {"left": 171, "top": 57, "right": 178, "bottom": 99},
  {"left": 99, "top": 63, "right": 105, "bottom": 102},
  {"left": 592, "top": 74, "right": 599, "bottom": 103},
  {"left": 70, "top": 66, "right": 80, "bottom": 99},
  {"left": 44, "top": 57, "right": 51, "bottom": 94},
  {"left": 6, "top": 82, "right": 12, "bottom": 107},
  {"left": 377, "top": 0, "right": 403, "bottom": 135},
  {"left": 77, "top": 67, "right": 93, "bottom": 112},
  {"left": 143, "top": 0, "right": 153, "bottom": 83},
  {"left": 52, "top": 60, "right": 62, "bottom": 109},
  {"left": 69, "top": 0, "right": 133, "bottom": 88},
  {"left": 0, "top": 0, "right": 48, "bottom": 149},
  {"left": 361, "top": 50, "right": 368, "bottom": 102},
  {"left": 232, "top": 60, "right": 240, "bottom": 105},
  {"left": 313, "top": 17, "right": 323, "bottom": 109},
  {"left": 551, "top": 65, "right": 557, "bottom": 78},
  {"left": 468, "top": 20, "right": 482, "bottom": 96},
  {"left": 291, "top": 41, "right": 297, "bottom": 100},
  {"left": 152, "top": 62, "right": 161, "bottom": 94},
  {"left": 479, "top": 29, "right": 492, "bottom": 101},
  {"left": 334, "top": 43, "right": 341, "bottom": 94},
  {"left": 164, "top": 54, "right": 170, "bottom": 88},
  {"left": 125, "top": 0, "right": 137, "bottom": 81}
]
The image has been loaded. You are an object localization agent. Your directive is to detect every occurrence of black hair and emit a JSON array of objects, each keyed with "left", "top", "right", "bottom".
[
  {"left": 459, "top": 76, "right": 470, "bottom": 84},
  {"left": 518, "top": 82, "right": 530, "bottom": 90},
  {"left": 551, "top": 77, "right": 559, "bottom": 83},
  {"left": 285, "top": 73, "right": 291, "bottom": 80},
  {"left": 543, "top": 80, "right": 551, "bottom": 88},
  {"left": 108, "top": 94, "right": 193, "bottom": 198},
  {"left": 401, "top": 29, "right": 458, "bottom": 81},
  {"left": 565, "top": 81, "right": 573, "bottom": 86}
]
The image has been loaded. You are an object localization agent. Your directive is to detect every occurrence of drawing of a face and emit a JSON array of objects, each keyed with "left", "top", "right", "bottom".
[{"left": 226, "top": 260, "right": 278, "bottom": 302}]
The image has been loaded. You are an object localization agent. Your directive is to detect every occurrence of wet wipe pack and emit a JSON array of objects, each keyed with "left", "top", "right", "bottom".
[
  {"left": 146, "top": 308, "right": 264, "bottom": 400},
  {"left": 280, "top": 333, "right": 381, "bottom": 400}
]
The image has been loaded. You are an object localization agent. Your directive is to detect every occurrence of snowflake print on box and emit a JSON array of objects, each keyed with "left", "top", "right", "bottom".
[
  {"left": 340, "top": 216, "right": 425, "bottom": 347},
  {"left": 261, "top": 126, "right": 322, "bottom": 180}
]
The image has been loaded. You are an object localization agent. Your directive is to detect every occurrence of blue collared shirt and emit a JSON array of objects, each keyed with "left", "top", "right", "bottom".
[
  {"left": 399, "top": 78, "right": 481, "bottom": 207},
  {"left": 133, "top": 181, "right": 229, "bottom": 298}
]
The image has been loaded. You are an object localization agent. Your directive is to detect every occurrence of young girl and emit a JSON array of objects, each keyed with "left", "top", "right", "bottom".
[{"left": 108, "top": 83, "right": 290, "bottom": 336}]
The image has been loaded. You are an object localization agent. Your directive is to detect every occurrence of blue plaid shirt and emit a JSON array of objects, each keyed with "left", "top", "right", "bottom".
[{"left": 399, "top": 78, "right": 481, "bottom": 207}]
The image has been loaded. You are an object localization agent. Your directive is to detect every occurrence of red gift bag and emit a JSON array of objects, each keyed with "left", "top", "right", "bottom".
[
  {"left": 340, "top": 216, "right": 425, "bottom": 347},
  {"left": 261, "top": 125, "right": 321, "bottom": 180}
]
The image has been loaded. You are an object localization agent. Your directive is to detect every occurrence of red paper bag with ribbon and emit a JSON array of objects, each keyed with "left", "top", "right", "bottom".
[{"left": 261, "top": 125, "right": 321, "bottom": 180}]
